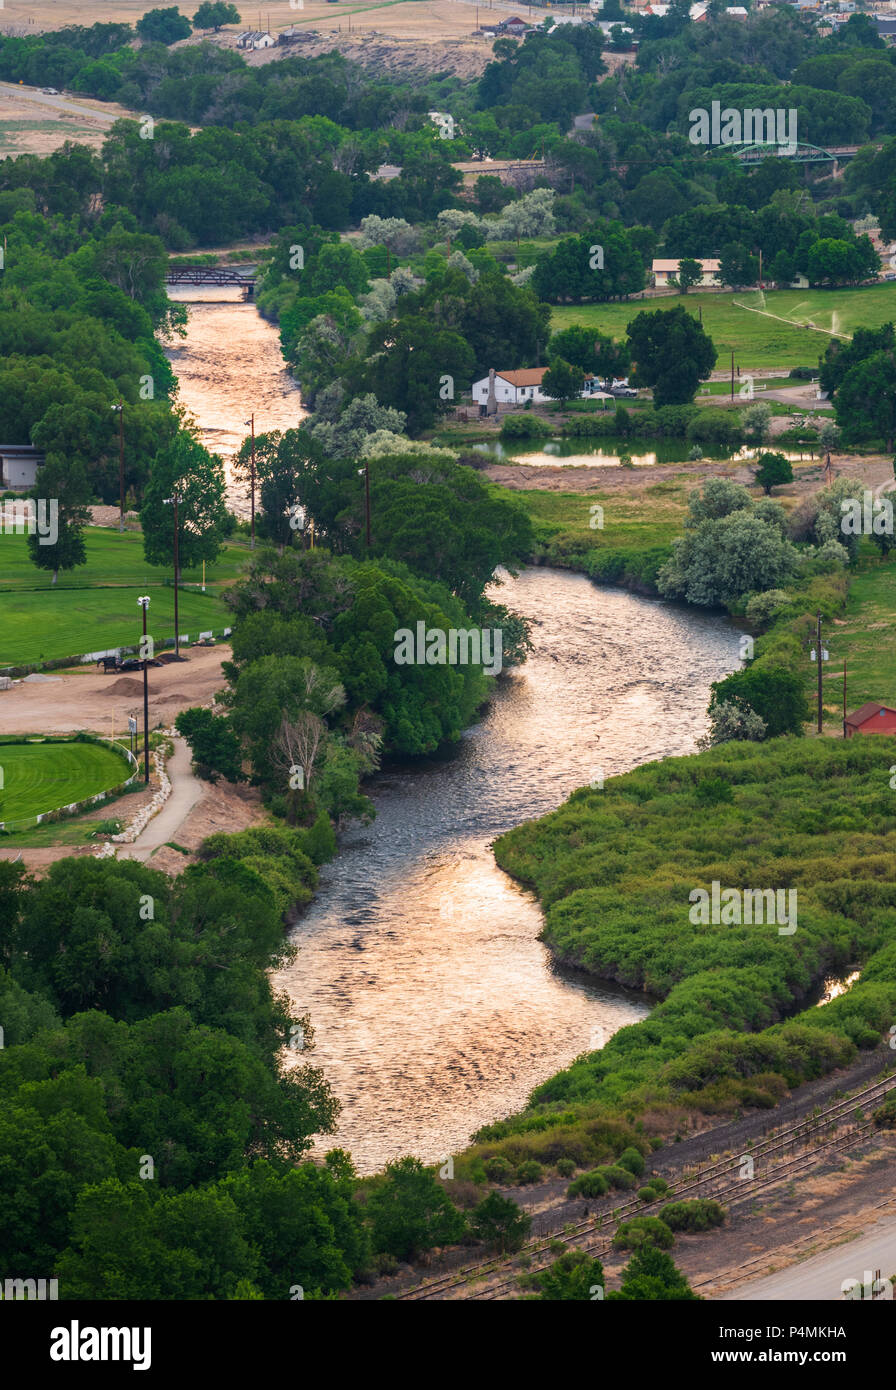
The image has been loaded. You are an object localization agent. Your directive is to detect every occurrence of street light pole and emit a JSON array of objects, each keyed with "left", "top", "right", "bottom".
[
  {"left": 164, "top": 494, "right": 182, "bottom": 658},
  {"left": 112, "top": 401, "right": 125, "bottom": 531},
  {"left": 137, "top": 596, "right": 151, "bottom": 784}
]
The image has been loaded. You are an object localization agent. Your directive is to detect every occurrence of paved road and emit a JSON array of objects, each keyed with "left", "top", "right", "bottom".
[
  {"left": 722, "top": 1211, "right": 896, "bottom": 1301},
  {"left": 118, "top": 737, "right": 205, "bottom": 862},
  {"left": 0, "top": 80, "right": 118, "bottom": 124}
]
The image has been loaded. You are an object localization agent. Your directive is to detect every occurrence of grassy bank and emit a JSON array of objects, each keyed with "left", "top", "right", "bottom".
[{"left": 451, "top": 738, "right": 896, "bottom": 1178}]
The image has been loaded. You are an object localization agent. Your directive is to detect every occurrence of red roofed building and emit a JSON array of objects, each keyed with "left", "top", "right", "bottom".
[{"left": 844, "top": 702, "right": 896, "bottom": 736}]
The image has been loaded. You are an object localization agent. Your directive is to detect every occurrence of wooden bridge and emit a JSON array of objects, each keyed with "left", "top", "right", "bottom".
[{"left": 165, "top": 266, "right": 257, "bottom": 296}]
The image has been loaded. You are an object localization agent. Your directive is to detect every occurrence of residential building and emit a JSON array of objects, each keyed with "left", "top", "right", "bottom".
[
  {"left": 651, "top": 257, "right": 720, "bottom": 287},
  {"left": 472, "top": 368, "right": 553, "bottom": 408}
]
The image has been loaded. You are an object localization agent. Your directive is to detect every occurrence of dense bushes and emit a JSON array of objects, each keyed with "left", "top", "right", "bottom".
[
  {"left": 501, "top": 415, "right": 553, "bottom": 441},
  {"left": 0, "top": 856, "right": 374, "bottom": 1295},
  {"left": 613, "top": 1216, "right": 675, "bottom": 1251},
  {"left": 660, "top": 1199, "right": 726, "bottom": 1232},
  {"left": 583, "top": 545, "right": 671, "bottom": 594}
]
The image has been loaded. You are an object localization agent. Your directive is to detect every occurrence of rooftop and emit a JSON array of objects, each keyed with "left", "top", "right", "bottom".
[{"left": 845, "top": 702, "right": 896, "bottom": 726}]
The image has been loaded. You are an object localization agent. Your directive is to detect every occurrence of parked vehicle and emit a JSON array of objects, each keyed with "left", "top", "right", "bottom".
[
  {"left": 97, "top": 654, "right": 161, "bottom": 673},
  {"left": 119, "top": 656, "right": 162, "bottom": 672}
]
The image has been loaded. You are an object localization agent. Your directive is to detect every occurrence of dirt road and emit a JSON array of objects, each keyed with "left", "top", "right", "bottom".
[
  {"left": 0, "top": 645, "right": 229, "bottom": 738},
  {"left": 721, "top": 1209, "right": 896, "bottom": 1301}
]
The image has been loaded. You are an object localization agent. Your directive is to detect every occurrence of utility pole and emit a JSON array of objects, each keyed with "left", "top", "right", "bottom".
[
  {"left": 244, "top": 415, "right": 256, "bottom": 548},
  {"left": 112, "top": 401, "right": 125, "bottom": 531},
  {"left": 758, "top": 247, "right": 763, "bottom": 289},
  {"left": 137, "top": 596, "right": 151, "bottom": 784},
  {"left": 843, "top": 659, "right": 847, "bottom": 739},
  {"left": 164, "top": 494, "right": 182, "bottom": 658},
  {"left": 364, "top": 457, "right": 372, "bottom": 548},
  {"left": 730, "top": 350, "right": 735, "bottom": 402},
  {"left": 816, "top": 611, "right": 823, "bottom": 734}
]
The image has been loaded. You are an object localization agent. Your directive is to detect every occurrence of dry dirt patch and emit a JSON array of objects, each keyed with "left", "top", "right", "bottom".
[{"left": 0, "top": 644, "right": 229, "bottom": 738}]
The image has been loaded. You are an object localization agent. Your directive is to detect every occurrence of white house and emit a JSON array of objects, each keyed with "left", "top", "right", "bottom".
[
  {"left": 237, "top": 30, "right": 275, "bottom": 49},
  {"left": 0, "top": 445, "right": 44, "bottom": 491},
  {"left": 472, "top": 368, "right": 553, "bottom": 407},
  {"left": 652, "top": 257, "right": 720, "bottom": 287}
]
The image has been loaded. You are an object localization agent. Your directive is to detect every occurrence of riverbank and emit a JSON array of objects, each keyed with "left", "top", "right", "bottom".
[{"left": 445, "top": 735, "right": 896, "bottom": 1186}]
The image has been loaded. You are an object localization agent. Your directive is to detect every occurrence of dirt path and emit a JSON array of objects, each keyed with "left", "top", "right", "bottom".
[{"left": 117, "top": 737, "right": 205, "bottom": 862}]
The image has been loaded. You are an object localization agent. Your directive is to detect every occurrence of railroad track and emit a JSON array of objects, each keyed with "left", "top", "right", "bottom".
[{"left": 398, "top": 1068, "right": 896, "bottom": 1302}]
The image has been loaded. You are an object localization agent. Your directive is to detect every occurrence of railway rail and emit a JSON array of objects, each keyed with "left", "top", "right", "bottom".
[{"left": 398, "top": 1067, "right": 896, "bottom": 1302}]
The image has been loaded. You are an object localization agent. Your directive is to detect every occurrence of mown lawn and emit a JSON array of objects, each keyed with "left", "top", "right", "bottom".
[
  {"left": 0, "top": 526, "right": 244, "bottom": 666},
  {"left": 550, "top": 284, "right": 896, "bottom": 370},
  {"left": 0, "top": 739, "right": 132, "bottom": 823},
  {"left": 0, "top": 586, "right": 229, "bottom": 666},
  {"left": 0, "top": 526, "right": 247, "bottom": 590}
]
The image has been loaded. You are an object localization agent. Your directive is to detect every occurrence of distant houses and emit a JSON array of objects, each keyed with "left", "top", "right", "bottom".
[{"left": 845, "top": 703, "right": 896, "bottom": 737}]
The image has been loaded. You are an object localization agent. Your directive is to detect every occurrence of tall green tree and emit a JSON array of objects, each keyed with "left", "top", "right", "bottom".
[
  {"left": 626, "top": 304, "right": 717, "bottom": 406},
  {"left": 25, "top": 457, "right": 90, "bottom": 586},
  {"left": 192, "top": 2, "right": 240, "bottom": 30},
  {"left": 136, "top": 7, "right": 192, "bottom": 43},
  {"left": 366, "top": 1156, "right": 466, "bottom": 1261},
  {"left": 671, "top": 257, "right": 703, "bottom": 294},
  {"left": 541, "top": 358, "right": 583, "bottom": 408},
  {"left": 141, "top": 429, "right": 230, "bottom": 569}
]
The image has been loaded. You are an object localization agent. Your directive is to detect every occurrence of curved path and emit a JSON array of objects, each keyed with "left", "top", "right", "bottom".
[{"left": 118, "top": 737, "right": 205, "bottom": 862}]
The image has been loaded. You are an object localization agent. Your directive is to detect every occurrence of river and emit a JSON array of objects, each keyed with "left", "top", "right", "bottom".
[
  {"left": 165, "top": 285, "right": 306, "bottom": 515},
  {"left": 167, "top": 288, "right": 744, "bottom": 1175}
]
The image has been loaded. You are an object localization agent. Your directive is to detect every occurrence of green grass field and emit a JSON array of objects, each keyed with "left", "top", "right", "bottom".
[
  {"left": 0, "top": 739, "right": 132, "bottom": 824},
  {"left": 0, "top": 526, "right": 245, "bottom": 666},
  {"left": 0, "top": 526, "right": 246, "bottom": 591},
  {"left": 817, "top": 552, "right": 896, "bottom": 718},
  {"left": 493, "top": 478, "right": 695, "bottom": 559},
  {"left": 0, "top": 586, "right": 229, "bottom": 666},
  {"left": 551, "top": 284, "right": 896, "bottom": 370}
]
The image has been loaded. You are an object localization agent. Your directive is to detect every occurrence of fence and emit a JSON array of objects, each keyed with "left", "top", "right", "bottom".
[{"left": 0, "top": 734, "right": 139, "bottom": 834}]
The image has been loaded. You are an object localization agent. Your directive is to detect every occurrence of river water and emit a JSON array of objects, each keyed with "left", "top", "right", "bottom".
[
  {"left": 167, "top": 289, "right": 744, "bottom": 1174},
  {"left": 165, "top": 286, "right": 306, "bottom": 516}
]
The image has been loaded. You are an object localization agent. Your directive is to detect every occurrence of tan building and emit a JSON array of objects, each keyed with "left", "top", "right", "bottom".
[{"left": 652, "top": 258, "right": 721, "bottom": 288}]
